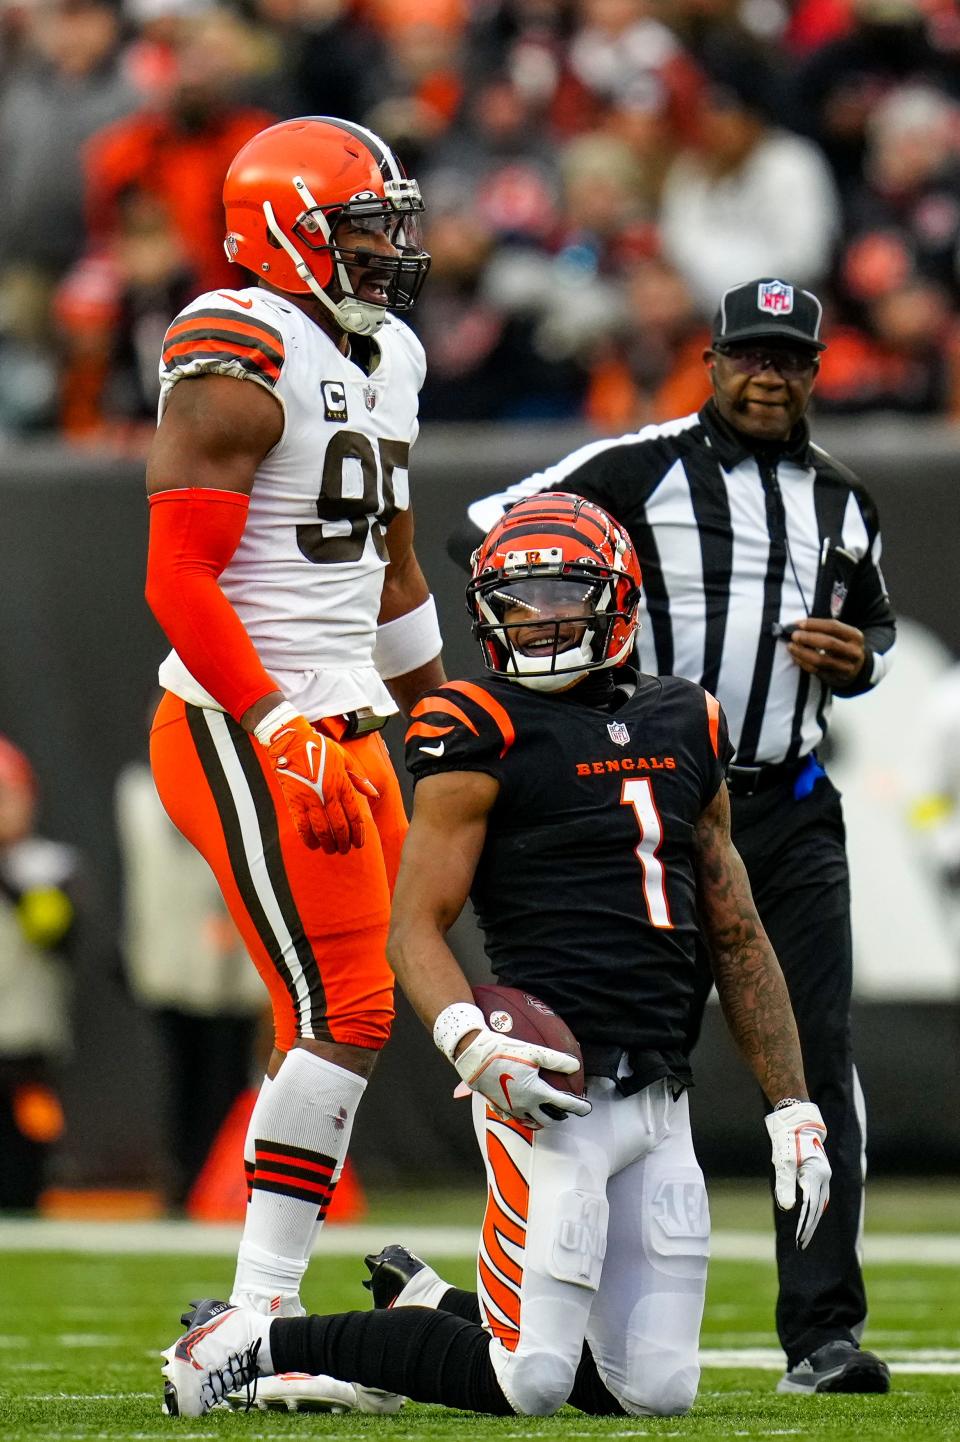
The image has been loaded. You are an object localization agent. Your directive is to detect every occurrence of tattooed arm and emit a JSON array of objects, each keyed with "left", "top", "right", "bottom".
[
  {"left": 693, "top": 781, "right": 808, "bottom": 1105},
  {"left": 694, "top": 781, "right": 831, "bottom": 1246}
]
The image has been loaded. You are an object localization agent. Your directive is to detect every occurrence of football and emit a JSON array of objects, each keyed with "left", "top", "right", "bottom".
[{"left": 473, "top": 984, "right": 586, "bottom": 1098}]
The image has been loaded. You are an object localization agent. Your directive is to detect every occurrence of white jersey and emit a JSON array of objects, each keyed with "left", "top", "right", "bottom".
[{"left": 156, "top": 285, "right": 426, "bottom": 720}]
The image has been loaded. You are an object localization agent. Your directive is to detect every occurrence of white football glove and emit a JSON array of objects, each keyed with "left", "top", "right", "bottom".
[
  {"left": 433, "top": 1002, "right": 591, "bottom": 1129},
  {"left": 765, "top": 1100, "right": 831, "bottom": 1249},
  {"left": 454, "top": 1028, "right": 592, "bottom": 1128}
]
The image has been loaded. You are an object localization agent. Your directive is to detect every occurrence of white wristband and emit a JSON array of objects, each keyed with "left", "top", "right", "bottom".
[
  {"left": 373, "top": 595, "right": 442, "bottom": 680},
  {"left": 433, "top": 1002, "right": 486, "bottom": 1063},
  {"left": 253, "top": 701, "right": 299, "bottom": 748}
]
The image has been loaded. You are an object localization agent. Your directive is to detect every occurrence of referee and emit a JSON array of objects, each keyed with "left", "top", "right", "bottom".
[{"left": 450, "top": 278, "right": 894, "bottom": 1395}]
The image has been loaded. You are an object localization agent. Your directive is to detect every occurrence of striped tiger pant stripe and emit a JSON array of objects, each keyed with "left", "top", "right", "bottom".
[{"left": 150, "top": 691, "right": 404, "bottom": 1052}]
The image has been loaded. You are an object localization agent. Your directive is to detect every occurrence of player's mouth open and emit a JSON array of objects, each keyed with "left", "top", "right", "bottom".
[
  {"left": 357, "top": 275, "right": 390, "bottom": 304},
  {"left": 518, "top": 630, "right": 579, "bottom": 655}
]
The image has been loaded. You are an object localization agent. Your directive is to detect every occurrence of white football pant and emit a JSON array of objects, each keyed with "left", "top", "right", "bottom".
[{"left": 472, "top": 1076, "right": 709, "bottom": 1417}]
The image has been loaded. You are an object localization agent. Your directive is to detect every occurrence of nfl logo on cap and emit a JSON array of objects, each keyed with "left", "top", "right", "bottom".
[
  {"left": 758, "top": 280, "right": 793, "bottom": 314},
  {"left": 713, "top": 277, "right": 826, "bottom": 350}
]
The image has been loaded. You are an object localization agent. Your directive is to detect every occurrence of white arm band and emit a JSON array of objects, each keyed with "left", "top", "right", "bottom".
[
  {"left": 374, "top": 595, "right": 442, "bottom": 680},
  {"left": 252, "top": 701, "right": 299, "bottom": 748},
  {"left": 433, "top": 1002, "right": 486, "bottom": 1063}
]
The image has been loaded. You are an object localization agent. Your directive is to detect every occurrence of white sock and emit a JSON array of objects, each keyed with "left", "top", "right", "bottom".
[
  {"left": 306, "top": 1156, "right": 344, "bottom": 1257},
  {"left": 242, "top": 1074, "right": 272, "bottom": 1205},
  {"left": 231, "top": 1049, "right": 366, "bottom": 1308},
  {"left": 394, "top": 1263, "right": 450, "bottom": 1310},
  {"left": 237, "top": 1076, "right": 309, "bottom": 1307},
  {"left": 249, "top": 1313, "right": 275, "bottom": 1374}
]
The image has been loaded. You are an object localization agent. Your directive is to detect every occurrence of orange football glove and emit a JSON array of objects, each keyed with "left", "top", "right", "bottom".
[{"left": 255, "top": 705, "right": 379, "bottom": 854}]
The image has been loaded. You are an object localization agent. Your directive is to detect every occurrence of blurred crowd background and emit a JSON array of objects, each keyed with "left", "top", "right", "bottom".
[
  {"left": 2, "top": 0, "right": 960, "bottom": 445},
  {"left": 2, "top": 0, "right": 960, "bottom": 1214}
]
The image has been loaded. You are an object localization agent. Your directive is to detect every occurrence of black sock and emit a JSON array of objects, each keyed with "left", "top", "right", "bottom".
[
  {"left": 438, "top": 1285, "right": 481, "bottom": 1322},
  {"left": 436, "top": 1287, "right": 623, "bottom": 1415},
  {"left": 568, "top": 1343, "right": 626, "bottom": 1415},
  {"left": 271, "top": 1308, "right": 513, "bottom": 1415}
]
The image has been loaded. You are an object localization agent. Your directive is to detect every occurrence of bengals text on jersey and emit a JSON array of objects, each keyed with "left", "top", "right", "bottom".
[{"left": 405, "top": 670, "right": 733, "bottom": 1078}]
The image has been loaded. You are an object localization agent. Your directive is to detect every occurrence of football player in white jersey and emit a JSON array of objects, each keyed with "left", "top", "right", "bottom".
[{"left": 145, "top": 117, "right": 443, "bottom": 1413}]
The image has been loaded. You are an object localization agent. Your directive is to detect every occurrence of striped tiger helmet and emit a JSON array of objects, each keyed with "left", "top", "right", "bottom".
[
  {"left": 467, "top": 492, "right": 643, "bottom": 691},
  {"left": 223, "top": 116, "right": 430, "bottom": 337}
]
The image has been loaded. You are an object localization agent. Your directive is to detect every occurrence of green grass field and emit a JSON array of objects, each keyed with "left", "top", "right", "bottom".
[{"left": 1, "top": 1182, "right": 958, "bottom": 1442}]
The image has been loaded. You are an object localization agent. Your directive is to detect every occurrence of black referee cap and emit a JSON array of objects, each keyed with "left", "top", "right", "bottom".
[{"left": 712, "top": 279, "right": 827, "bottom": 351}]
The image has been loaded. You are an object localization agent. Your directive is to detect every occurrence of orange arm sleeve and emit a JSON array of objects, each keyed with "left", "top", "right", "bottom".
[{"left": 145, "top": 487, "right": 278, "bottom": 722}]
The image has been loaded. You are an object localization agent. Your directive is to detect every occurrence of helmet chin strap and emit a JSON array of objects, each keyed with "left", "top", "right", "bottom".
[
  {"left": 260, "top": 201, "right": 387, "bottom": 337},
  {"left": 510, "top": 663, "right": 591, "bottom": 693},
  {"left": 505, "top": 630, "right": 597, "bottom": 691},
  {"left": 333, "top": 294, "right": 387, "bottom": 338}
]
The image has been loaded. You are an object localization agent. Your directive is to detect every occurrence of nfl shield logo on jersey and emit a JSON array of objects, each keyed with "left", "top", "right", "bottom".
[
  {"left": 363, "top": 385, "right": 377, "bottom": 411},
  {"left": 758, "top": 280, "right": 793, "bottom": 314},
  {"left": 607, "top": 720, "right": 630, "bottom": 747}
]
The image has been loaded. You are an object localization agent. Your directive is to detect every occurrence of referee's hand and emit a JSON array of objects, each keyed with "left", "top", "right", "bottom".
[{"left": 787, "top": 618, "right": 866, "bottom": 684}]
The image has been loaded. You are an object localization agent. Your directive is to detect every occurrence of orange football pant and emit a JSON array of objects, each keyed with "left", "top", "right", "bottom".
[{"left": 150, "top": 692, "right": 405, "bottom": 1053}]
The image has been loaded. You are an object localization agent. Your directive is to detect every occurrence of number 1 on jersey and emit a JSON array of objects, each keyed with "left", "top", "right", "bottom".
[{"left": 621, "top": 778, "right": 673, "bottom": 929}]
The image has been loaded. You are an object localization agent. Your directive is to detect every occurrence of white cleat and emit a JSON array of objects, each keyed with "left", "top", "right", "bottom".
[
  {"left": 165, "top": 1296, "right": 404, "bottom": 1417},
  {"left": 226, "top": 1372, "right": 404, "bottom": 1414},
  {"left": 161, "top": 1302, "right": 267, "bottom": 1417},
  {"left": 226, "top": 1372, "right": 358, "bottom": 1413},
  {"left": 354, "top": 1385, "right": 405, "bottom": 1415}
]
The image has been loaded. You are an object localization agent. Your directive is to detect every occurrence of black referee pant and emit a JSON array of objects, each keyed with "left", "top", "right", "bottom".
[{"left": 689, "top": 771, "right": 868, "bottom": 1367}]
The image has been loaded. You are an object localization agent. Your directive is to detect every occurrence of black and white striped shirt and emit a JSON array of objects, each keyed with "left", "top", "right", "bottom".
[{"left": 454, "top": 402, "right": 896, "bottom": 767}]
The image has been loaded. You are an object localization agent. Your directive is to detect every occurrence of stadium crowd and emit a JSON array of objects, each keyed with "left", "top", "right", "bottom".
[{"left": 1, "top": 0, "right": 960, "bottom": 442}]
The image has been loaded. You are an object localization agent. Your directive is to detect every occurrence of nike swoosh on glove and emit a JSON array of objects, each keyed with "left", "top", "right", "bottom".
[
  {"left": 765, "top": 1101, "right": 831, "bottom": 1249},
  {"left": 454, "top": 1027, "right": 592, "bottom": 1129},
  {"left": 256, "top": 707, "right": 378, "bottom": 854}
]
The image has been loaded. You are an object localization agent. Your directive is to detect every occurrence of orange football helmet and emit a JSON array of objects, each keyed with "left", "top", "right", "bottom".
[
  {"left": 467, "top": 492, "right": 643, "bottom": 691},
  {"left": 223, "top": 116, "right": 430, "bottom": 337}
]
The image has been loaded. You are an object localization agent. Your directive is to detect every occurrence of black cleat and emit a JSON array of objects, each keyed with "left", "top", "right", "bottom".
[
  {"left": 362, "top": 1244, "right": 426, "bottom": 1309},
  {"left": 778, "top": 1340, "right": 892, "bottom": 1395}
]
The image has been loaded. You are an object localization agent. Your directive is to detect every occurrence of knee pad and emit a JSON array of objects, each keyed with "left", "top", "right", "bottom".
[
  {"left": 499, "top": 1350, "right": 577, "bottom": 1416},
  {"left": 625, "top": 1363, "right": 698, "bottom": 1417}
]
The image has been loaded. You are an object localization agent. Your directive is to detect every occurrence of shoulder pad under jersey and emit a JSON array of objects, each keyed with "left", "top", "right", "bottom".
[
  {"left": 160, "top": 287, "right": 287, "bottom": 393},
  {"left": 404, "top": 679, "right": 517, "bottom": 781},
  {"left": 381, "top": 315, "right": 427, "bottom": 392}
]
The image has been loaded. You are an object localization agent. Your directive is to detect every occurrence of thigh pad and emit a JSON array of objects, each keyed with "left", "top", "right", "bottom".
[
  {"left": 644, "top": 1168, "right": 710, "bottom": 1279},
  {"left": 546, "top": 1188, "right": 610, "bottom": 1290}
]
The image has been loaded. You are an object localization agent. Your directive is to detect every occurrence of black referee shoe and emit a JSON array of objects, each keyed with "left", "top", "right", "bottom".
[
  {"left": 362, "top": 1245, "right": 425, "bottom": 1309},
  {"left": 777, "top": 1340, "right": 891, "bottom": 1394}
]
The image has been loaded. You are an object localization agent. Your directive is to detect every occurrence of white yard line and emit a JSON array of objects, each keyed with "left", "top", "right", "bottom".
[
  {"left": 1, "top": 1219, "right": 959, "bottom": 1264},
  {"left": 700, "top": 1347, "right": 960, "bottom": 1373},
  {"left": 12, "top": 1350, "right": 960, "bottom": 1399}
]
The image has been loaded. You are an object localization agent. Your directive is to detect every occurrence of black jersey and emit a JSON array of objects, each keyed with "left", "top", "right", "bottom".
[{"left": 405, "top": 670, "right": 733, "bottom": 1072}]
